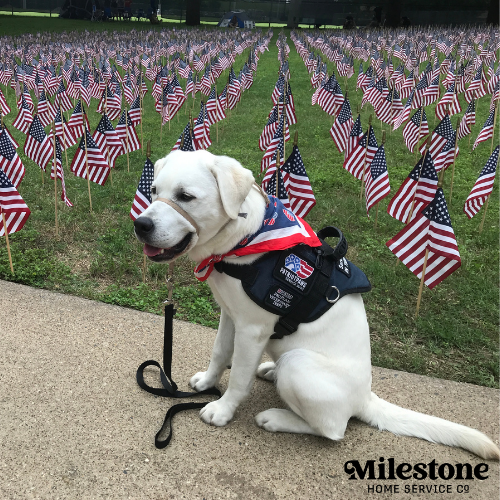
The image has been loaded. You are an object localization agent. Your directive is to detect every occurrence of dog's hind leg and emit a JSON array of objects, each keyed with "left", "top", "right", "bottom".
[
  {"left": 256, "top": 348, "right": 356, "bottom": 441},
  {"left": 256, "top": 408, "right": 322, "bottom": 435},
  {"left": 256, "top": 361, "right": 276, "bottom": 381}
]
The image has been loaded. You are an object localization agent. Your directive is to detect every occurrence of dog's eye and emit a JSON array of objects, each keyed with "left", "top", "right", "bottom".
[
  {"left": 177, "top": 192, "right": 195, "bottom": 202},
  {"left": 151, "top": 186, "right": 157, "bottom": 195}
]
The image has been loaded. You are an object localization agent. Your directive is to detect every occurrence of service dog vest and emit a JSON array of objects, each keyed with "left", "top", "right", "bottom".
[{"left": 214, "top": 226, "right": 371, "bottom": 339}]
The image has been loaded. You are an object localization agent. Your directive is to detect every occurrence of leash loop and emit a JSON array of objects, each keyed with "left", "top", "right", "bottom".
[{"left": 136, "top": 303, "right": 221, "bottom": 448}]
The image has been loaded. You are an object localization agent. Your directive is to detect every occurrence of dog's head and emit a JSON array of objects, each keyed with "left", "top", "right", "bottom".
[{"left": 134, "top": 150, "right": 255, "bottom": 263}]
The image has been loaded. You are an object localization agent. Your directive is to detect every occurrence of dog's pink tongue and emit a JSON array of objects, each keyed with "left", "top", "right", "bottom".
[{"left": 143, "top": 244, "right": 163, "bottom": 257}]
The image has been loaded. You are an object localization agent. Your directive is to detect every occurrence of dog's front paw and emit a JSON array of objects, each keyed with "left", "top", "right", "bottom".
[
  {"left": 199, "top": 400, "right": 235, "bottom": 426},
  {"left": 189, "top": 371, "right": 217, "bottom": 392}
]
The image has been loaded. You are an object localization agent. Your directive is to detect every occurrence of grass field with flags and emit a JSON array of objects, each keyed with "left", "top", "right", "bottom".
[{"left": 0, "top": 17, "right": 498, "bottom": 388}]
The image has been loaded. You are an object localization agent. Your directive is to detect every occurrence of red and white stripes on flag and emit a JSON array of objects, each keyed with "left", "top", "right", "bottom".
[
  {"left": 464, "top": 146, "right": 498, "bottom": 219},
  {"left": 343, "top": 126, "right": 378, "bottom": 180},
  {"left": 403, "top": 107, "right": 429, "bottom": 153},
  {"left": 386, "top": 188, "right": 461, "bottom": 290},
  {"left": 116, "top": 110, "right": 141, "bottom": 153},
  {"left": 330, "top": 97, "right": 353, "bottom": 153},
  {"left": 387, "top": 151, "right": 438, "bottom": 224},
  {"left": 51, "top": 136, "right": 73, "bottom": 207},
  {"left": 12, "top": 96, "right": 33, "bottom": 134},
  {"left": 70, "top": 128, "right": 110, "bottom": 185},
  {"left": 472, "top": 107, "right": 495, "bottom": 151},
  {"left": 0, "top": 168, "right": 30, "bottom": 237},
  {"left": 24, "top": 115, "right": 54, "bottom": 171},
  {"left": 281, "top": 145, "right": 316, "bottom": 218},
  {"left": 0, "top": 130, "right": 25, "bottom": 189},
  {"left": 130, "top": 157, "right": 154, "bottom": 221},
  {"left": 365, "top": 144, "right": 391, "bottom": 215},
  {"left": 92, "top": 114, "right": 124, "bottom": 168}
]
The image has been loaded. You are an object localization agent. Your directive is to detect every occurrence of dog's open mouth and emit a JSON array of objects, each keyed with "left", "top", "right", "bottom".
[{"left": 143, "top": 233, "right": 193, "bottom": 262}]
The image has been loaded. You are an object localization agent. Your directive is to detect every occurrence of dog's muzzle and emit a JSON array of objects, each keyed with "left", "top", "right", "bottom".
[{"left": 134, "top": 197, "right": 200, "bottom": 261}]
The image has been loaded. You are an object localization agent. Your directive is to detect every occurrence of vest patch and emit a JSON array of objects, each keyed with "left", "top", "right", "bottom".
[
  {"left": 265, "top": 285, "right": 301, "bottom": 313},
  {"left": 336, "top": 257, "right": 351, "bottom": 278}
]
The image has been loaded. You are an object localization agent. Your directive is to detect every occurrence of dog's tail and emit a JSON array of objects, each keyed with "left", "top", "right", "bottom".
[{"left": 357, "top": 392, "right": 500, "bottom": 460}]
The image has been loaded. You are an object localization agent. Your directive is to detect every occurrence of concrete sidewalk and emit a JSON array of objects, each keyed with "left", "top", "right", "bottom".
[{"left": 0, "top": 279, "right": 498, "bottom": 500}]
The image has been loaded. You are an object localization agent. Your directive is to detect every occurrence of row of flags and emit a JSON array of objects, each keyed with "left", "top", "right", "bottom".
[
  {"left": 258, "top": 50, "right": 316, "bottom": 219},
  {"left": 0, "top": 27, "right": 272, "bottom": 242},
  {"left": 288, "top": 26, "right": 499, "bottom": 293}
]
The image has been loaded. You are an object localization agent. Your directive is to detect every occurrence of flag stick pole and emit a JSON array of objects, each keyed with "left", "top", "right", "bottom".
[
  {"left": 359, "top": 115, "right": 372, "bottom": 200},
  {"left": 468, "top": 95, "right": 474, "bottom": 148},
  {"left": 60, "top": 103, "right": 69, "bottom": 172},
  {"left": 448, "top": 117, "right": 461, "bottom": 206},
  {"left": 407, "top": 136, "right": 432, "bottom": 224},
  {"left": 142, "top": 140, "right": 152, "bottom": 283},
  {"left": 479, "top": 196, "right": 490, "bottom": 234},
  {"left": 125, "top": 109, "right": 130, "bottom": 173},
  {"left": 2, "top": 212, "right": 14, "bottom": 274},
  {"left": 140, "top": 90, "right": 144, "bottom": 153},
  {"left": 83, "top": 125, "right": 92, "bottom": 212},
  {"left": 52, "top": 122, "right": 58, "bottom": 237},
  {"left": 414, "top": 106, "right": 424, "bottom": 160},
  {"left": 490, "top": 99, "right": 499, "bottom": 156},
  {"left": 275, "top": 148, "right": 280, "bottom": 198},
  {"left": 374, "top": 130, "right": 386, "bottom": 228},
  {"left": 478, "top": 152, "right": 499, "bottom": 233},
  {"left": 415, "top": 248, "right": 429, "bottom": 318}
]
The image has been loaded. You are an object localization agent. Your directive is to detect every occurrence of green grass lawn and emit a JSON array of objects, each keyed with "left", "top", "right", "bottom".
[{"left": 0, "top": 17, "right": 498, "bottom": 388}]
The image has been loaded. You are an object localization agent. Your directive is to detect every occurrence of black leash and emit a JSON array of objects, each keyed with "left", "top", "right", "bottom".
[{"left": 136, "top": 303, "right": 221, "bottom": 448}]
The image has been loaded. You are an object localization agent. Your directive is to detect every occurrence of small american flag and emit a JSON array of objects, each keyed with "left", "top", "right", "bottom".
[
  {"left": 0, "top": 130, "right": 25, "bottom": 188},
  {"left": 37, "top": 89, "right": 55, "bottom": 127},
  {"left": 265, "top": 166, "right": 291, "bottom": 211},
  {"left": 50, "top": 136, "right": 73, "bottom": 207},
  {"left": 70, "top": 128, "right": 110, "bottom": 186},
  {"left": 464, "top": 146, "right": 498, "bottom": 219},
  {"left": 330, "top": 97, "right": 353, "bottom": 153},
  {"left": 12, "top": 95, "right": 33, "bottom": 135},
  {"left": 473, "top": 107, "right": 495, "bottom": 151},
  {"left": 418, "top": 114, "right": 454, "bottom": 157},
  {"left": 457, "top": 100, "right": 476, "bottom": 140},
  {"left": 281, "top": 145, "right": 316, "bottom": 218},
  {"left": 403, "top": 107, "right": 429, "bottom": 153},
  {"left": 365, "top": 144, "right": 390, "bottom": 215},
  {"left": 387, "top": 152, "right": 438, "bottom": 223},
  {"left": 24, "top": 115, "right": 54, "bottom": 171},
  {"left": 92, "top": 114, "right": 124, "bottom": 168},
  {"left": 68, "top": 100, "right": 90, "bottom": 139},
  {"left": 116, "top": 110, "right": 141, "bottom": 153},
  {"left": 172, "top": 122, "right": 197, "bottom": 152},
  {"left": 343, "top": 126, "right": 378, "bottom": 180},
  {"left": 345, "top": 114, "right": 363, "bottom": 159},
  {"left": 387, "top": 188, "right": 461, "bottom": 290},
  {"left": 0, "top": 168, "right": 30, "bottom": 237},
  {"left": 130, "top": 157, "right": 154, "bottom": 221}
]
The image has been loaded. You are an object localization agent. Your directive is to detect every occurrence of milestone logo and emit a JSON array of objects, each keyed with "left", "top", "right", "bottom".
[{"left": 344, "top": 457, "right": 489, "bottom": 495}]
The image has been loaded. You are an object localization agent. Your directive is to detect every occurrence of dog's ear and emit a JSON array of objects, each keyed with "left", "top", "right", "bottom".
[
  {"left": 153, "top": 157, "right": 169, "bottom": 179},
  {"left": 209, "top": 156, "right": 255, "bottom": 219}
]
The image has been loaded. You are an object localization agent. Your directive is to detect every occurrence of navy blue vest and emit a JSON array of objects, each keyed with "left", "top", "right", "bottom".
[{"left": 214, "top": 227, "right": 371, "bottom": 339}]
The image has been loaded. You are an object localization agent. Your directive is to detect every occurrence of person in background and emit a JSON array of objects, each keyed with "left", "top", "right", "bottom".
[{"left": 343, "top": 15, "right": 356, "bottom": 29}]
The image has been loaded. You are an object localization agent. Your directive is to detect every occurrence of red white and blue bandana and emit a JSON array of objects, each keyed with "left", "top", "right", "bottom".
[{"left": 194, "top": 196, "right": 321, "bottom": 281}]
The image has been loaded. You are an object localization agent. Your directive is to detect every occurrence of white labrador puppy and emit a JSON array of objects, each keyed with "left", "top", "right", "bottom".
[{"left": 134, "top": 149, "right": 499, "bottom": 460}]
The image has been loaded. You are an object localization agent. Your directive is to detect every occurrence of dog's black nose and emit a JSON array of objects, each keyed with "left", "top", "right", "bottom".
[{"left": 134, "top": 217, "right": 154, "bottom": 235}]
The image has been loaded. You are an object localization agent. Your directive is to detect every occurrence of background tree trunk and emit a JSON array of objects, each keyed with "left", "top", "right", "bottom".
[
  {"left": 185, "top": 0, "right": 200, "bottom": 25},
  {"left": 385, "top": 0, "right": 403, "bottom": 28},
  {"left": 486, "top": 0, "right": 499, "bottom": 24}
]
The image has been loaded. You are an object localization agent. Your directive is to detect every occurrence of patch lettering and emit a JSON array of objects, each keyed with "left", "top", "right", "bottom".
[{"left": 336, "top": 257, "right": 351, "bottom": 278}]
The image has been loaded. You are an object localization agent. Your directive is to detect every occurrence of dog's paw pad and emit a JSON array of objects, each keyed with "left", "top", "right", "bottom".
[{"left": 256, "top": 362, "right": 276, "bottom": 382}]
